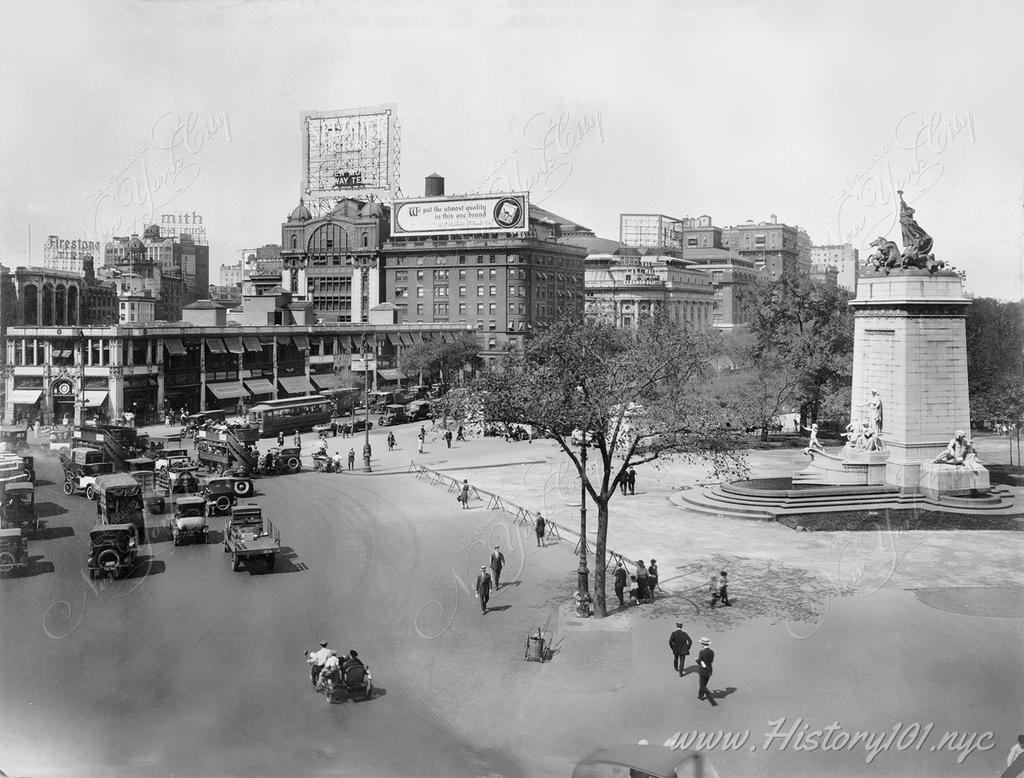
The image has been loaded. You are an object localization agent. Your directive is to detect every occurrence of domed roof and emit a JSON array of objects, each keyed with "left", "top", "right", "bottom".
[
  {"left": 359, "top": 198, "right": 385, "bottom": 219},
  {"left": 289, "top": 199, "right": 312, "bottom": 221},
  {"left": 127, "top": 235, "right": 147, "bottom": 253}
]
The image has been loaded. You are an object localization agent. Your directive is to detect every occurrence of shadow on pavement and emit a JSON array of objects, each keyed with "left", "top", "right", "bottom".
[
  {"left": 125, "top": 557, "right": 167, "bottom": 578},
  {"left": 35, "top": 501, "right": 68, "bottom": 518},
  {"left": 33, "top": 524, "right": 74, "bottom": 541},
  {"left": 487, "top": 604, "right": 512, "bottom": 612},
  {"left": 24, "top": 556, "right": 56, "bottom": 576}
]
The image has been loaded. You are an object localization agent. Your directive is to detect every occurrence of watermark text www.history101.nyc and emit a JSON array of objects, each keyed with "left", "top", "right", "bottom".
[{"left": 655, "top": 717, "right": 995, "bottom": 765}]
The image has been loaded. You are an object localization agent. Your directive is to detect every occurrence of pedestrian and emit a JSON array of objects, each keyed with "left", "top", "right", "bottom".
[
  {"left": 331, "top": 420, "right": 338, "bottom": 438},
  {"left": 387, "top": 431, "right": 396, "bottom": 451},
  {"left": 33, "top": 419, "right": 40, "bottom": 439},
  {"left": 534, "top": 513, "right": 546, "bottom": 547},
  {"left": 293, "top": 429, "right": 301, "bottom": 448},
  {"left": 456, "top": 425, "right": 465, "bottom": 441},
  {"left": 475, "top": 565, "right": 492, "bottom": 614},
  {"left": 710, "top": 571, "right": 730, "bottom": 607},
  {"left": 619, "top": 474, "right": 627, "bottom": 495},
  {"left": 628, "top": 575, "right": 641, "bottom": 605},
  {"left": 490, "top": 544, "right": 505, "bottom": 590},
  {"left": 458, "top": 478, "right": 471, "bottom": 509},
  {"left": 417, "top": 429, "right": 425, "bottom": 454},
  {"left": 277, "top": 431, "right": 285, "bottom": 447},
  {"left": 627, "top": 467, "right": 637, "bottom": 495},
  {"left": 123, "top": 410, "right": 135, "bottom": 428},
  {"left": 613, "top": 561, "right": 627, "bottom": 606},
  {"left": 307, "top": 640, "right": 331, "bottom": 686},
  {"left": 647, "top": 559, "right": 659, "bottom": 601},
  {"left": 332, "top": 451, "right": 343, "bottom": 473},
  {"left": 444, "top": 429, "right": 452, "bottom": 448},
  {"left": 635, "top": 560, "right": 649, "bottom": 603},
  {"left": 696, "top": 637, "right": 715, "bottom": 701},
  {"left": 347, "top": 448, "right": 355, "bottom": 470},
  {"left": 62, "top": 413, "right": 69, "bottom": 427},
  {"left": 669, "top": 622, "right": 693, "bottom": 677}
]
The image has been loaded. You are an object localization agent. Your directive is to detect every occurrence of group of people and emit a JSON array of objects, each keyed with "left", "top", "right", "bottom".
[
  {"left": 612, "top": 559, "right": 659, "bottom": 606},
  {"left": 618, "top": 468, "right": 637, "bottom": 495},
  {"left": 669, "top": 624, "right": 716, "bottom": 702},
  {"left": 305, "top": 641, "right": 365, "bottom": 689},
  {"left": 473, "top": 544, "right": 506, "bottom": 614}
]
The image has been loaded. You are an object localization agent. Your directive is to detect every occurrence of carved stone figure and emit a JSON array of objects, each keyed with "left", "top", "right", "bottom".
[
  {"left": 932, "top": 431, "right": 979, "bottom": 466},
  {"left": 864, "top": 192, "right": 946, "bottom": 274},
  {"left": 865, "top": 237, "right": 901, "bottom": 271},
  {"left": 856, "top": 389, "right": 883, "bottom": 437}
]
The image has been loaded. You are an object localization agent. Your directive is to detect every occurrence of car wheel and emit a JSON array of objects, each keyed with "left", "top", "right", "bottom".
[
  {"left": 215, "top": 495, "right": 231, "bottom": 512},
  {"left": 233, "top": 480, "right": 250, "bottom": 497},
  {"left": 0, "top": 551, "right": 15, "bottom": 575},
  {"left": 62, "top": 481, "right": 73, "bottom": 495},
  {"left": 85, "top": 485, "right": 96, "bottom": 500},
  {"left": 286, "top": 457, "right": 301, "bottom": 473}
]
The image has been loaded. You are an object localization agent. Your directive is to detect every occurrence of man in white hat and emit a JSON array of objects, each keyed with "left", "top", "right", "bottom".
[
  {"left": 306, "top": 640, "right": 332, "bottom": 686},
  {"left": 474, "top": 565, "right": 492, "bottom": 614},
  {"left": 697, "top": 637, "right": 715, "bottom": 701}
]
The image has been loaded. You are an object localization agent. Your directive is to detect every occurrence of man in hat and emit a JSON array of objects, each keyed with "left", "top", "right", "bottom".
[
  {"left": 490, "top": 544, "right": 506, "bottom": 590},
  {"left": 318, "top": 649, "right": 341, "bottom": 688},
  {"left": 534, "top": 513, "right": 546, "bottom": 547},
  {"left": 710, "top": 571, "right": 731, "bottom": 607},
  {"left": 307, "top": 640, "right": 332, "bottom": 686},
  {"left": 696, "top": 638, "right": 715, "bottom": 701},
  {"left": 1005, "top": 733, "right": 1024, "bottom": 775},
  {"left": 613, "top": 561, "right": 628, "bottom": 607},
  {"left": 475, "top": 565, "right": 492, "bottom": 614},
  {"left": 669, "top": 622, "right": 693, "bottom": 677}
]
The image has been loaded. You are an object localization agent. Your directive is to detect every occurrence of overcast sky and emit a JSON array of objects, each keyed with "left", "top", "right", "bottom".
[{"left": 1, "top": 0, "right": 1021, "bottom": 299}]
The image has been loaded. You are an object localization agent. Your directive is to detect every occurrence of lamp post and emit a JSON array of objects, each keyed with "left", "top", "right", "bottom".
[
  {"left": 577, "top": 433, "right": 589, "bottom": 595},
  {"left": 360, "top": 335, "right": 372, "bottom": 472}
]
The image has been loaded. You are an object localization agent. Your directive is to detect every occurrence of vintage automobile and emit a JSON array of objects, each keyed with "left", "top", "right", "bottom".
[
  {"left": 153, "top": 448, "right": 191, "bottom": 471},
  {"left": 0, "top": 425, "right": 29, "bottom": 454},
  {"left": 1, "top": 482, "right": 37, "bottom": 534},
  {"left": 127, "top": 467, "right": 166, "bottom": 515},
  {"left": 183, "top": 410, "right": 227, "bottom": 436},
  {"left": 200, "top": 476, "right": 247, "bottom": 515},
  {"left": 341, "top": 413, "right": 374, "bottom": 434},
  {"left": 0, "top": 453, "right": 33, "bottom": 484},
  {"left": 405, "top": 400, "right": 432, "bottom": 422},
  {"left": 259, "top": 447, "right": 302, "bottom": 475},
  {"left": 223, "top": 504, "right": 280, "bottom": 572},
  {"left": 49, "top": 425, "right": 75, "bottom": 452},
  {"left": 93, "top": 473, "right": 146, "bottom": 541},
  {"left": 62, "top": 448, "right": 115, "bottom": 499},
  {"left": 0, "top": 528, "right": 30, "bottom": 576},
  {"left": 571, "top": 745, "right": 718, "bottom": 778},
  {"left": 377, "top": 404, "right": 409, "bottom": 427},
  {"left": 169, "top": 495, "right": 208, "bottom": 545},
  {"left": 87, "top": 523, "right": 138, "bottom": 579}
]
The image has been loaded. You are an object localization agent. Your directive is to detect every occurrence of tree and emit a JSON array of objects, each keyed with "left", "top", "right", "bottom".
[
  {"left": 966, "top": 298, "right": 1024, "bottom": 398},
  {"left": 713, "top": 332, "right": 801, "bottom": 441},
  {"left": 400, "top": 334, "right": 484, "bottom": 387},
  {"left": 465, "top": 312, "right": 746, "bottom": 618}
]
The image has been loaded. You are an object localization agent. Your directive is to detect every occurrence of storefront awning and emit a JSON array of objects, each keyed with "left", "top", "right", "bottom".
[
  {"left": 164, "top": 338, "right": 186, "bottom": 356},
  {"left": 411, "top": 332, "right": 424, "bottom": 343},
  {"left": 206, "top": 338, "right": 227, "bottom": 354},
  {"left": 244, "top": 378, "right": 275, "bottom": 396},
  {"left": 378, "top": 369, "right": 408, "bottom": 382},
  {"left": 8, "top": 389, "right": 42, "bottom": 404},
  {"left": 292, "top": 334, "right": 310, "bottom": 350},
  {"left": 278, "top": 376, "right": 315, "bottom": 395},
  {"left": 223, "top": 337, "right": 245, "bottom": 354},
  {"left": 83, "top": 391, "right": 109, "bottom": 407},
  {"left": 311, "top": 373, "right": 344, "bottom": 390},
  {"left": 243, "top": 336, "right": 263, "bottom": 352},
  {"left": 207, "top": 381, "right": 245, "bottom": 399},
  {"left": 399, "top": 333, "right": 414, "bottom": 346}
]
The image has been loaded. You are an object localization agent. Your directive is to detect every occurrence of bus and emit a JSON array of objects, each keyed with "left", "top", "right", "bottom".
[{"left": 247, "top": 396, "right": 333, "bottom": 438}]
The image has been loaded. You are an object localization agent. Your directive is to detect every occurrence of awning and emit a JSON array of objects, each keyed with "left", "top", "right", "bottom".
[
  {"left": 8, "top": 389, "right": 42, "bottom": 404},
  {"left": 206, "top": 338, "right": 227, "bottom": 354},
  {"left": 311, "top": 373, "right": 344, "bottom": 390},
  {"left": 399, "top": 333, "right": 414, "bottom": 346},
  {"left": 243, "top": 336, "right": 263, "bottom": 352},
  {"left": 207, "top": 381, "right": 245, "bottom": 399},
  {"left": 54, "top": 348, "right": 73, "bottom": 358},
  {"left": 223, "top": 337, "right": 245, "bottom": 354},
  {"left": 278, "top": 376, "right": 315, "bottom": 395},
  {"left": 83, "top": 391, "right": 109, "bottom": 407},
  {"left": 164, "top": 338, "right": 186, "bottom": 356},
  {"left": 411, "top": 332, "right": 424, "bottom": 343},
  {"left": 244, "top": 378, "right": 275, "bottom": 396},
  {"left": 292, "top": 334, "right": 310, "bottom": 350},
  {"left": 347, "top": 335, "right": 361, "bottom": 351},
  {"left": 378, "top": 369, "right": 408, "bottom": 381},
  {"left": 384, "top": 332, "right": 400, "bottom": 347}
]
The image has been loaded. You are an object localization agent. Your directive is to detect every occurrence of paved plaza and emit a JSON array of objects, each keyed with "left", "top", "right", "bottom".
[{"left": 1, "top": 422, "right": 1020, "bottom": 776}]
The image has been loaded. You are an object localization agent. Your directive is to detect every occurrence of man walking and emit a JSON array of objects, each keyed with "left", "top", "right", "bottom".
[
  {"left": 347, "top": 448, "right": 356, "bottom": 471},
  {"left": 444, "top": 429, "right": 453, "bottom": 448},
  {"left": 387, "top": 432, "right": 396, "bottom": 451},
  {"left": 475, "top": 565, "right": 492, "bottom": 614},
  {"left": 627, "top": 467, "right": 637, "bottom": 495},
  {"left": 613, "top": 561, "right": 628, "bottom": 607},
  {"left": 696, "top": 637, "right": 715, "bottom": 701},
  {"left": 456, "top": 425, "right": 465, "bottom": 441},
  {"left": 534, "top": 513, "right": 546, "bottom": 547},
  {"left": 635, "top": 560, "right": 649, "bottom": 603},
  {"left": 293, "top": 429, "right": 302, "bottom": 449},
  {"left": 619, "top": 475, "right": 628, "bottom": 495},
  {"left": 490, "top": 545, "right": 505, "bottom": 590},
  {"left": 669, "top": 622, "right": 693, "bottom": 677},
  {"left": 710, "top": 570, "right": 731, "bottom": 607}
]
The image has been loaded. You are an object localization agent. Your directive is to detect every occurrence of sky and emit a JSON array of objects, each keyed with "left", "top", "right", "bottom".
[{"left": 1, "top": 0, "right": 1022, "bottom": 300}]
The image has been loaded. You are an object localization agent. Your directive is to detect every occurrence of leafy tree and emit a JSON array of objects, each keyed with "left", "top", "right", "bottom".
[
  {"left": 400, "top": 334, "right": 483, "bottom": 387},
  {"left": 711, "top": 332, "right": 800, "bottom": 440},
  {"left": 966, "top": 298, "right": 1024, "bottom": 398},
  {"left": 464, "top": 312, "right": 746, "bottom": 618}
]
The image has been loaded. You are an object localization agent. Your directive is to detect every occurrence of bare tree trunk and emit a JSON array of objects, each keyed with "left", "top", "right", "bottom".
[
  {"left": 594, "top": 497, "right": 609, "bottom": 618},
  {"left": 760, "top": 424, "right": 769, "bottom": 442}
]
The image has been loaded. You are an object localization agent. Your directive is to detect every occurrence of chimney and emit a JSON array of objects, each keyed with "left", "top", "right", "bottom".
[
  {"left": 425, "top": 173, "right": 445, "bottom": 197},
  {"left": 771, "top": 213, "right": 777, "bottom": 224}
]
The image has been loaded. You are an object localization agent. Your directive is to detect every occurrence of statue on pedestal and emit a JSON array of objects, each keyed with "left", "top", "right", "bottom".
[
  {"left": 932, "top": 431, "right": 980, "bottom": 467},
  {"left": 863, "top": 192, "right": 946, "bottom": 274},
  {"left": 856, "top": 389, "right": 883, "bottom": 437}
]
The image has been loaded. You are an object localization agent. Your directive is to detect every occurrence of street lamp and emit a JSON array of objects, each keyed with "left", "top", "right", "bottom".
[
  {"left": 578, "top": 431, "right": 589, "bottom": 595},
  {"left": 360, "top": 335, "right": 372, "bottom": 472}
]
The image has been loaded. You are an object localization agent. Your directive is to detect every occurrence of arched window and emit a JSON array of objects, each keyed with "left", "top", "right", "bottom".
[
  {"left": 361, "top": 233, "right": 368, "bottom": 248},
  {"left": 291, "top": 234, "right": 298, "bottom": 249}
]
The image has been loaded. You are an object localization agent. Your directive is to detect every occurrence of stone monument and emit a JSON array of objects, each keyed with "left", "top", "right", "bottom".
[{"left": 798, "top": 192, "right": 990, "bottom": 496}]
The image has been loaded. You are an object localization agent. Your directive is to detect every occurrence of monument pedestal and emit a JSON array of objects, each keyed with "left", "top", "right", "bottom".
[{"left": 918, "top": 462, "right": 990, "bottom": 499}]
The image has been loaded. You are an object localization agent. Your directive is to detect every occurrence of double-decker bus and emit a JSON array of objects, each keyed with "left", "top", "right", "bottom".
[{"left": 247, "top": 396, "right": 333, "bottom": 438}]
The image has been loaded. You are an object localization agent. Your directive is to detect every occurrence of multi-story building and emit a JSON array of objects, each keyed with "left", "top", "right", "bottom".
[
  {"left": 208, "top": 284, "right": 243, "bottom": 307},
  {"left": 118, "top": 294, "right": 156, "bottom": 324},
  {"left": 99, "top": 235, "right": 185, "bottom": 322},
  {"left": 811, "top": 243, "right": 859, "bottom": 292},
  {"left": 104, "top": 226, "right": 209, "bottom": 305},
  {"left": 721, "top": 214, "right": 806, "bottom": 280},
  {"left": 220, "top": 261, "right": 244, "bottom": 287},
  {"left": 3, "top": 288, "right": 472, "bottom": 425},
  {"left": 279, "top": 199, "right": 386, "bottom": 324},
  {"left": 584, "top": 250, "right": 715, "bottom": 330},
  {"left": 380, "top": 180, "right": 587, "bottom": 362},
  {"left": 680, "top": 216, "right": 757, "bottom": 331},
  {"left": 43, "top": 235, "right": 104, "bottom": 273},
  {"left": 619, "top": 214, "right": 683, "bottom": 250}
]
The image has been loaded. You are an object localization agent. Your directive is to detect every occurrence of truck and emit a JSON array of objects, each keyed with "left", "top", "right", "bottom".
[
  {"left": 93, "top": 473, "right": 146, "bottom": 541},
  {"left": 73, "top": 424, "right": 149, "bottom": 472},
  {"left": 194, "top": 425, "right": 259, "bottom": 477},
  {"left": 223, "top": 504, "right": 280, "bottom": 572}
]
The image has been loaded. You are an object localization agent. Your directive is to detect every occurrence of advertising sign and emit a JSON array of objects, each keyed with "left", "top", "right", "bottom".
[
  {"left": 391, "top": 193, "right": 529, "bottom": 237},
  {"left": 301, "top": 104, "right": 399, "bottom": 203}
]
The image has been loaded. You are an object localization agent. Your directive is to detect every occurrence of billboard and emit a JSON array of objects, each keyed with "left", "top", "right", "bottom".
[
  {"left": 301, "top": 104, "right": 399, "bottom": 203},
  {"left": 391, "top": 193, "right": 529, "bottom": 237},
  {"left": 43, "top": 235, "right": 103, "bottom": 273}
]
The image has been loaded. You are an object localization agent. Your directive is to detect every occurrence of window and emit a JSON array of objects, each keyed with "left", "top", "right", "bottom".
[
  {"left": 458, "top": 302, "right": 466, "bottom": 315},
  {"left": 489, "top": 268, "right": 496, "bottom": 279},
  {"left": 477, "top": 269, "right": 485, "bottom": 279},
  {"left": 458, "top": 269, "right": 466, "bottom": 280},
  {"left": 433, "top": 286, "right": 448, "bottom": 297},
  {"left": 458, "top": 286, "right": 466, "bottom": 297},
  {"left": 488, "top": 338, "right": 496, "bottom": 349},
  {"left": 416, "top": 304, "right": 424, "bottom": 314},
  {"left": 416, "top": 270, "right": 424, "bottom": 281},
  {"left": 416, "top": 287, "right": 424, "bottom": 298},
  {"left": 291, "top": 236, "right": 298, "bottom": 249},
  {"left": 508, "top": 286, "right": 516, "bottom": 297},
  {"left": 433, "top": 302, "right": 449, "bottom": 316},
  {"left": 395, "top": 270, "right": 408, "bottom": 281},
  {"left": 622, "top": 315, "right": 632, "bottom": 325},
  {"left": 488, "top": 321, "right": 496, "bottom": 331},
  {"left": 394, "top": 287, "right": 408, "bottom": 298},
  {"left": 518, "top": 286, "right": 525, "bottom": 296},
  {"left": 458, "top": 256, "right": 466, "bottom": 264},
  {"left": 489, "top": 286, "right": 496, "bottom": 297},
  {"left": 436, "top": 269, "right": 449, "bottom": 281},
  {"left": 508, "top": 302, "right": 516, "bottom": 313},
  {"left": 477, "top": 303, "right": 484, "bottom": 314},
  {"left": 477, "top": 285, "right": 484, "bottom": 296},
  {"left": 489, "top": 303, "right": 497, "bottom": 314},
  {"left": 476, "top": 320, "right": 484, "bottom": 330}
]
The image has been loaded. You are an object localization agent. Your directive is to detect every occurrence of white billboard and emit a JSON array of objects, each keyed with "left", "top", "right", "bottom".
[
  {"left": 301, "top": 104, "right": 399, "bottom": 203},
  {"left": 391, "top": 193, "right": 529, "bottom": 237}
]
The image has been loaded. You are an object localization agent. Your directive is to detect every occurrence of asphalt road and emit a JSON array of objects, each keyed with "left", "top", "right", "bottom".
[{"left": 0, "top": 441, "right": 528, "bottom": 777}]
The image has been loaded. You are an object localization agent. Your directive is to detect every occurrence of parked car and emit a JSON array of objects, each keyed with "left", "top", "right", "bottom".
[
  {"left": 378, "top": 404, "right": 409, "bottom": 426},
  {"left": 405, "top": 400, "right": 432, "bottom": 422},
  {"left": 87, "top": 523, "right": 138, "bottom": 579},
  {"left": 1, "top": 482, "right": 37, "bottom": 534},
  {"left": 0, "top": 528, "right": 30, "bottom": 576},
  {"left": 169, "top": 496, "right": 208, "bottom": 545},
  {"left": 0, "top": 425, "right": 29, "bottom": 454}
]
